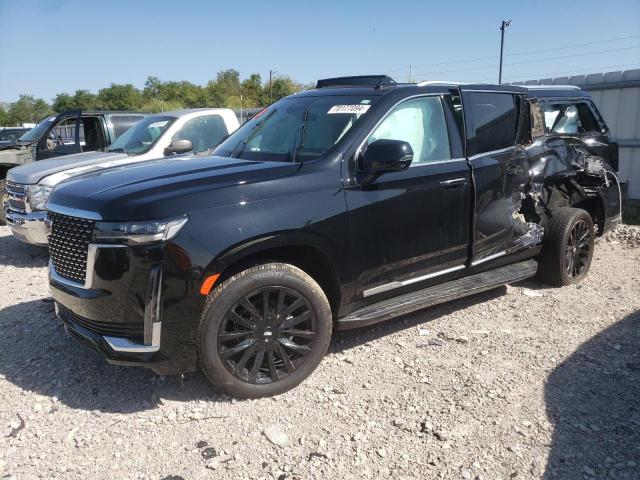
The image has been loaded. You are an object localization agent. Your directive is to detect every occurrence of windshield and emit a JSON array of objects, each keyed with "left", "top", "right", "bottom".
[
  {"left": 214, "top": 95, "right": 377, "bottom": 162},
  {"left": 18, "top": 115, "right": 57, "bottom": 142},
  {"left": 106, "top": 115, "right": 175, "bottom": 155}
]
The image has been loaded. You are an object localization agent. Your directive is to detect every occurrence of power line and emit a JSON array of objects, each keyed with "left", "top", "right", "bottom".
[
  {"left": 384, "top": 34, "right": 640, "bottom": 73},
  {"left": 470, "top": 62, "right": 640, "bottom": 83},
  {"left": 410, "top": 45, "right": 640, "bottom": 77}
]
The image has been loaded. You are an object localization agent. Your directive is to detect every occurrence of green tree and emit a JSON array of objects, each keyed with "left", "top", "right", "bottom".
[
  {"left": 268, "top": 76, "right": 302, "bottom": 104},
  {"left": 52, "top": 93, "right": 75, "bottom": 112},
  {"left": 0, "top": 104, "right": 9, "bottom": 126},
  {"left": 241, "top": 74, "right": 263, "bottom": 108},
  {"left": 97, "top": 84, "right": 142, "bottom": 110},
  {"left": 73, "top": 90, "right": 98, "bottom": 110},
  {"left": 140, "top": 98, "right": 185, "bottom": 113},
  {"left": 7, "top": 95, "right": 52, "bottom": 124}
]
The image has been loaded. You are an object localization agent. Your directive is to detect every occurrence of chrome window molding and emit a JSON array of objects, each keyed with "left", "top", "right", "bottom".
[
  {"left": 46, "top": 202, "right": 102, "bottom": 221},
  {"left": 363, "top": 264, "right": 465, "bottom": 298},
  {"left": 468, "top": 145, "right": 516, "bottom": 161}
]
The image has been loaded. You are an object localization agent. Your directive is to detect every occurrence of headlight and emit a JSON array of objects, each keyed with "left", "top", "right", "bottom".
[
  {"left": 27, "top": 185, "right": 53, "bottom": 211},
  {"left": 93, "top": 216, "right": 188, "bottom": 245}
]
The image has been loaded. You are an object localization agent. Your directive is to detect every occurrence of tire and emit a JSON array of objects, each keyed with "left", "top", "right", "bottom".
[
  {"left": 0, "top": 179, "right": 7, "bottom": 226},
  {"left": 198, "top": 263, "right": 332, "bottom": 398},
  {"left": 537, "top": 207, "right": 595, "bottom": 286}
]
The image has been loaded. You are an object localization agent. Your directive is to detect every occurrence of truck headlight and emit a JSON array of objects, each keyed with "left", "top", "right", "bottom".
[
  {"left": 27, "top": 185, "right": 53, "bottom": 211},
  {"left": 93, "top": 216, "right": 188, "bottom": 245}
]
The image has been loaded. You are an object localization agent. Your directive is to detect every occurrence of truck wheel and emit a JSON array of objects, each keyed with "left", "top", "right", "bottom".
[
  {"left": 198, "top": 263, "right": 332, "bottom": 398},
  {"left": 0, "top": 179, "right": 7, "bottom": 226},
  {"left": 537, "top": 207, "right": 595, "bottom": 286}
]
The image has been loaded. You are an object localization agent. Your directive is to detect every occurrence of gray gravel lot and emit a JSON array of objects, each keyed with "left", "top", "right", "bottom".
[{"left": 0, "top": 224, "right": 639, "bottom": 480}]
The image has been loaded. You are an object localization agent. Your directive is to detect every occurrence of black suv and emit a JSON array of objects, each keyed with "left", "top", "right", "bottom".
[{"left": 45, "top": 76, "right": 621, "bottom": 398}]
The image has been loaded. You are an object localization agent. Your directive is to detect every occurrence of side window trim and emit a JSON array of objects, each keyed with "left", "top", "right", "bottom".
[{"left": 355, "top": 94, "right": 458, "bottom": 168}]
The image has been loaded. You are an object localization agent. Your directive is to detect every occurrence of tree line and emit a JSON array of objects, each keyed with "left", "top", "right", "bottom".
[{"left": 0, "top": 69, "right": 308, "bottom": 126}]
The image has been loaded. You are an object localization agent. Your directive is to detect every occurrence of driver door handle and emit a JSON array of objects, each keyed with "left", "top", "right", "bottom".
[{"left": 439, "top": 178, "right": 467, "bottom": 189}]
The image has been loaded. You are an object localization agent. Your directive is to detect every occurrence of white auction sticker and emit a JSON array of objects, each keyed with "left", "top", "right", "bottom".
[{"left": 327, "top": 105, "right": 370, "bottom": 114}]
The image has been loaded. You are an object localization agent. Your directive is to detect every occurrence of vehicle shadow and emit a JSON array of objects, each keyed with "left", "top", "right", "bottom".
[
  {"left": 0, "top": 231, "right": 48, "bottom": 268},
  {"left": 543, "top": 311, "right": 640, "bottom": 479},
  {"left": 331, "top": 286, "right": 508, "bottom": 353},
  {"left": 0, "top": 299, "right": 224, "bottom": 414}
]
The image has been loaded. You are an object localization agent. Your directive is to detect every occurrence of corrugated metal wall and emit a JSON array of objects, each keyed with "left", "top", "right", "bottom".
[{"left": 515, "top": 69, "right": 640, "bottom": 200}]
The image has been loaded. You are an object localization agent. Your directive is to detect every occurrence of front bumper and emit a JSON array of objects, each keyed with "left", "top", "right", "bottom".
[{"left": 6, "top": 209, "right": 48, "bottom": 245}]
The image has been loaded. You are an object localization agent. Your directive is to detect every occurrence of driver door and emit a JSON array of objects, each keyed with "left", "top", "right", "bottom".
[{"left": 36, "top": 109, "right": 82, "bottom": 160}]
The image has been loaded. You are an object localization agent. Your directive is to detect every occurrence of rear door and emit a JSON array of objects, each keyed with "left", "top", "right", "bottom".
[
  {"left": 345, "top": 93, "right": 471, "bottom": 299},
  {"left": 36, "top": 109, "right": 82, "bottom": 160},
  {"left": 460, "top": 89, "right": 531, "bottom": 265}
]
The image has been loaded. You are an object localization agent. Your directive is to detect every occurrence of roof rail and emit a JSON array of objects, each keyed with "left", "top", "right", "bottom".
[
  {"left": 315, "top": 75, "right": 397, "bottom": 89},
  {"left": 522, "top": 84, "right": 581, "bottom": 90},
  {"left": 416, "top": 80, "right": 466, "bottom": 87}
]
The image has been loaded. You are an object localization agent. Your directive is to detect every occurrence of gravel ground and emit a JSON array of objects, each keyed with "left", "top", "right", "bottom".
[{"left": 0, "top": 224, "right": 639, "bottom": 480}]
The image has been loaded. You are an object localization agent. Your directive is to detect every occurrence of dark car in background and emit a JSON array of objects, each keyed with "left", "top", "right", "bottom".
[
  {"left": 44, "top": 76, "right": 621, "bottom": 398},
  {"left": 0, "top": 127, "right": 30, "bottom": 146},
  {"left": 0, "top": 109, "right": 147, "bottom": 224}
]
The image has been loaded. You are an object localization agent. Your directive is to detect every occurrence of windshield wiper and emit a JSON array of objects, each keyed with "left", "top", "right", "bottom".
[
  {"left": 230, "top": 109, "right": 276, "bottom": 159},
  {"left": 290, "top": 108, "right": 310, "bottom": 164},
  {"left": 107, "top": 147, "right": 124, "bottom": 153}
]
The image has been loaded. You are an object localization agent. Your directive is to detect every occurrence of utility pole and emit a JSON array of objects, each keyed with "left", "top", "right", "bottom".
[
  {"left": 269, "top": 70, "right": 278, "bottom": 103},
  {"left": 498, "top": 20, "right": 511, "bottom": 84},
  {"left": 408, "top": 64, "right": 412, "bottom": 83}
]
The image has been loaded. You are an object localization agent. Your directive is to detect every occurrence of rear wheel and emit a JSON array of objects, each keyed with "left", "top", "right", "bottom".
[
  {"left": 198, "top": 263, "right": 332, "bottom": 398},
  {"left": 537, "top": 207, "right": 595, "bottom": 286},
  {"left": 0, "top": 179, "right": 7, "bottom": 226}
]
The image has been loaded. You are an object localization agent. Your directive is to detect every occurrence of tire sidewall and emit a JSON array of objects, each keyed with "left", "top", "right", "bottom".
[
  {"left": 199, "top": 265, "right": 332, "bottom": 398},
  {"left": 558, "top": 210, "right": 595, "bottom": 285}
]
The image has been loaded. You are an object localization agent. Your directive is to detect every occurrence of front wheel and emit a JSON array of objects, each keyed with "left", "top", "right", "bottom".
[
  {"left": 198, "top": 263, "right": 332, "bottom": 398},
  {"left": 537, "top": 207, "right": 595, "bottom": 286}
]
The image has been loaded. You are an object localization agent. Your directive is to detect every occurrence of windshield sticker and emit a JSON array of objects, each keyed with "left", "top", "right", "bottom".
[
  {"left": 148, "top": 121, "right": 169, "bottom": 129},
  {"left": 327, "top": 105, "right": 370, "bottom": 115}
]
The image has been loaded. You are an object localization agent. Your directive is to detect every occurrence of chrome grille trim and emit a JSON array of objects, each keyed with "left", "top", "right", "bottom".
[
  {"left": 47, "top": 212, "right": 95, "bottom": 283},
  {"left": 6, "top": 182, "right": 30, "bottom": 214}
]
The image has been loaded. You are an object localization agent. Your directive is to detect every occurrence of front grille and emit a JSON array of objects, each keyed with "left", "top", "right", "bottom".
[
  {"left": 48, "top": 212, "right": 95, "bottom": 284},
  {"left": 6, "top": 182, "right": 28, "bottom": 213},
  {"left": 58, "top": 304, "right": 144, "bottom": 340}
]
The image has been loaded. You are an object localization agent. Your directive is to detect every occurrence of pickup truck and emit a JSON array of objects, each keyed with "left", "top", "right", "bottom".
[
  {"left": 44, "top": 76, "right": 622, "bottom": 398},
  {"left": 0, "top": 109, "right": 147, "bottom": 225},
  {"left": 3, "top": 109, "right": 239, "bottom": 244}
]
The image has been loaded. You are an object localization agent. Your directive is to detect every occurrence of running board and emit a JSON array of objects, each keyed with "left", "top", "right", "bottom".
[{"left": 337, "top": 259, "right": 538, "bottom": 330}]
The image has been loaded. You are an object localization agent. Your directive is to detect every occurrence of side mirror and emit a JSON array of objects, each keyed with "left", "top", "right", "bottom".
[
  {"left": 164, "top": 139, "right": 193, "bottom": 156},
  {"left": 358, "top": 139, "right": 413, "bottom": 174}
]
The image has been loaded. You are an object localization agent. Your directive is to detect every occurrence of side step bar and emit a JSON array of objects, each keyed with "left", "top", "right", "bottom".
[{"left": 337, "top": 259, "right": 538, "bottom": 330}]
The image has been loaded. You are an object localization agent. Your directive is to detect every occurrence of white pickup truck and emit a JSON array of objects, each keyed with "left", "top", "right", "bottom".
[{"left": 3, "top": 108, "right": 239, "bottom": 245}]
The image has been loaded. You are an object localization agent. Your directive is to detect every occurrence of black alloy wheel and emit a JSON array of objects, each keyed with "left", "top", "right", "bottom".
[
  {"left": 217, "top": 286, "right": 317, "bottom": 384},
  {"left": 565, "top": 219, "right": 592, "bottom": 279},
  {"left": 198, "top": 263, "right": 332, "bottom": 398}
]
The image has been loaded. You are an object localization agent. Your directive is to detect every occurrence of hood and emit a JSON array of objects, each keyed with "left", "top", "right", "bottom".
[
  {"left": 47, "top": 155, "right": 300, "bottom": 221},
  {"left": 7, "top": 151, "right": 130, "bottom": 185}
]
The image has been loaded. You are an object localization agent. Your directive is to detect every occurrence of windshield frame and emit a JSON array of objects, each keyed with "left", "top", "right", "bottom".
[
  {"left": 214, "top": 94, "right": 379, "bottom": 163},
  {"left": 106, "top": 115, "right": 176, "bottom": 155},
  {"left": 17, "top": 115, "right": 57, "bottom": 143}
]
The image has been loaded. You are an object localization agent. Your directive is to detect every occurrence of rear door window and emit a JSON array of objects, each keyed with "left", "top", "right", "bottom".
[{"left": 465, "top": 92, "right": 517, "bottom": 154}]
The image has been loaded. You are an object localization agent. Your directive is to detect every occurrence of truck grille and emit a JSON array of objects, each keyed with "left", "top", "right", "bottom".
[
  {"left": 5, "top": 182, "right": 28, "bottom": 214},
  {"left": 48, "top": 212, "right": 95, "bottom": 284},
  {"left": 58, "top": 304, "right": 144, "bottom": 340}
]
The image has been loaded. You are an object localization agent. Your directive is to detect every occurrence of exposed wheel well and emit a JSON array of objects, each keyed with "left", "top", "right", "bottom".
[
  {"left": 572, "top": 194, "right": 605, "bottom": 236},
  {"left": 0, "top": 166, "right": 9, "bottom": 180},
  {"left": 216, "top": 246, "right": 342, "bottom": 318}
]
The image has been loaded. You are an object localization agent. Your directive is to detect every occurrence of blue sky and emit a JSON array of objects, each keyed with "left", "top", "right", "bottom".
[{"left": 1, "top": 0, "right": 639, "bottom": 102}]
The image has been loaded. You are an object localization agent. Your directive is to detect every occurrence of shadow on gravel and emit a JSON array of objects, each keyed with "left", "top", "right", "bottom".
[
  {"left": 0, "top": 300, "right": 220, "bottom": 414},
  {"left": 0, "top": 233, "right": 48, "bottom": 268},
  {"left": 331, "top": 285, "right": 509, "bottom": 353},
  {"left": 544, "top": 311, "right": 640, "bottom": 479}
]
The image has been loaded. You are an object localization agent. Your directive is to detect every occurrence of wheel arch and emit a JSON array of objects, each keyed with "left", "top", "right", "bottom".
[{"left": 202, "top": 233, "right": 343, "bottom": 318}]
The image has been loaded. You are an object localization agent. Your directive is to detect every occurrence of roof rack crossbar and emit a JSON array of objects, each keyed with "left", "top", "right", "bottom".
[{"left": 315, "top": 75, "right": 397, "bottom": 89}]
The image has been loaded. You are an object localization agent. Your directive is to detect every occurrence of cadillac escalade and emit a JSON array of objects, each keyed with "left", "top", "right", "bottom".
[{"left": 44, "top": 76, "right": 622, "bottom": 398}]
